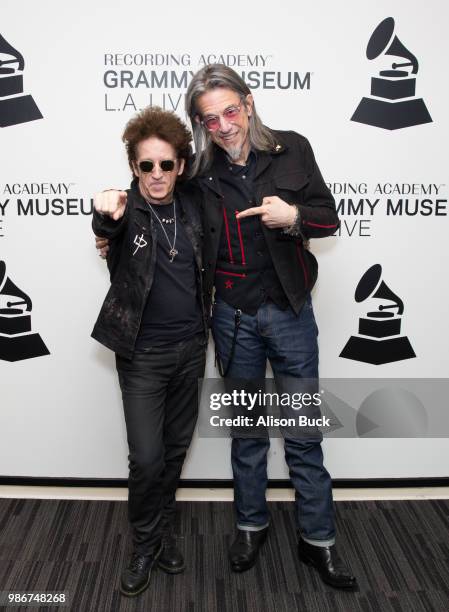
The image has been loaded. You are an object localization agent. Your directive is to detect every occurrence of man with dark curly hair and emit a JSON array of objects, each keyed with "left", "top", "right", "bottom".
[{"left": 91, "top": 107, "right": 207, "bottom": 597}]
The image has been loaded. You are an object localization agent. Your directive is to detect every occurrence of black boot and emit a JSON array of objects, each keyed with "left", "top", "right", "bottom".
[
  {"left": 120, "top": 544, "right": 162, "bottom": 597},
  {"left": 229, "top": 527, "right": 268, "bottom": 572},
  {"left": 298, "top": 536, "right": 357, "bottom": 590},
  {"left": 158, "top": 533, "right": 185, "bottom": 574}
]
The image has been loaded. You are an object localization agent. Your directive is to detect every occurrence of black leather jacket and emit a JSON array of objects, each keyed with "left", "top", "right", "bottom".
[
  {"left": 198, "top": 130, "right": 339, "bottom": 319},
  {"left": 91, "top": 179, "right": 206, "bottom": 359}
]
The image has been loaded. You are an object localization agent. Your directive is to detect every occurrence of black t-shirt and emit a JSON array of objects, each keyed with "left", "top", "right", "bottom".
[{"left": 135, "top": 200, "right": 203, "bottom": 348}]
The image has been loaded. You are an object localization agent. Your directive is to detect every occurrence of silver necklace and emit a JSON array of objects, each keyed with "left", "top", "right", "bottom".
[
  {"left": 146, "top": 199, "right": 178, "bottom": 262},
  {"left": 161, "top": 215, "right": 175, "bottom": 224}
]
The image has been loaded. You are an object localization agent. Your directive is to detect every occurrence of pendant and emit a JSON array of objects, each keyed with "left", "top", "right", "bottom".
[{"left": 169, "top": 248, "right": 178, "bottom": 262}]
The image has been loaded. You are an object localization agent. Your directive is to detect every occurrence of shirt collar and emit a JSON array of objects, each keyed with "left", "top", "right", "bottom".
[{"left": 215, "top": 145, "right": 257, "bottom": 174}]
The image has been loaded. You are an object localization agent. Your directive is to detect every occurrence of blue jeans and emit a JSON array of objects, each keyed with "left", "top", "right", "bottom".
[{"left": 211, "top": 295, "right": 335, "bottom": 546}]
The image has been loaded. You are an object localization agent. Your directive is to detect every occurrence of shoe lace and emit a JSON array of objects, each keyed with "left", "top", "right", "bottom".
[{"left": 129, "top": 553, "right": 147, "bottom": 573}]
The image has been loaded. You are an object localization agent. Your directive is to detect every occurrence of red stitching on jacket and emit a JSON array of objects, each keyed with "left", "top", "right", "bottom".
[
  {"left": 235, "top": 210, "right": 246, "bottom": 265},
  {"left": 303, "top": 221, "right": 338, "bottom": 229},
  {"left": 296, "top": 243, "right": 309, "bottom": 287},
  {"left": 216, "top": 269, "right": 247, "bottom": 278},
  {"left": 222, "top": 207, "right": 234, "bottom": 264}
]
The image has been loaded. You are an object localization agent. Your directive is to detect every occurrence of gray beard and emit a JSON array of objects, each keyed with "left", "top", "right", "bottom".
[{"left": 224, "top": 144, "right": 243, "bottom": 161}]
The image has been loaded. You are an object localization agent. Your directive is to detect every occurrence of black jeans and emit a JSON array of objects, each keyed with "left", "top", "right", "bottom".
[{"left": 116, "top": 334, "right": 206, "bottom": 555}]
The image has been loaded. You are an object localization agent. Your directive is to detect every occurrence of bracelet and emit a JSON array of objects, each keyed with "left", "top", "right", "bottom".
[{"left": 283, "top": 205, "right": 300, "bottom": 234}]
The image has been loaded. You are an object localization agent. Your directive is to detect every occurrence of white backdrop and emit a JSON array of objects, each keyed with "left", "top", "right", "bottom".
[{"left": 1, "top": 0, "right": 448, "bottom": 479}]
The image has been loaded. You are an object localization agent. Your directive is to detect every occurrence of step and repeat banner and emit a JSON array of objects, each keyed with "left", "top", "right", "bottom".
[{"left": 1, "top": 1, "right": 448, "bottom": 479}]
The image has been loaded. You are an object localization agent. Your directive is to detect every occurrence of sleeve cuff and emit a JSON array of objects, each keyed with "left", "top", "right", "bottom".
[{"left": 283, "top": 204, "right": 302, "bottom": 237}]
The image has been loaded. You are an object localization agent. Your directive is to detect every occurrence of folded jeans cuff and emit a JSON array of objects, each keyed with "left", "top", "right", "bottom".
[{"left": 237, "top": 522, "right": 270, "bottom": 532}]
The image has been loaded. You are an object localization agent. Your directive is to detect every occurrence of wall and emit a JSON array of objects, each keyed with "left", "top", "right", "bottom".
[{"left": 1, "top": 0, "right": 447, "bottom": 479}]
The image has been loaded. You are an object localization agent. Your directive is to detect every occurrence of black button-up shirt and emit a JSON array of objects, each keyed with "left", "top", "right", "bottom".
[{"left": 214, "top": 148, "right": 289, "bottom": 314}]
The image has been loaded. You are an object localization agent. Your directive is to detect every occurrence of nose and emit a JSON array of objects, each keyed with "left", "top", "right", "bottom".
[
  {"left": 152, "top": 163, "right": 164, "bottom": 179},
  {"left": 218, "top": 115, "right": 233, "bottom": 133}
]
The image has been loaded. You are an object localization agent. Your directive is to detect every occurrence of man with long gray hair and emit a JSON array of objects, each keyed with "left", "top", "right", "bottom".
[{"left": 184, "top": 63, "right": 356, "bottom": 590}]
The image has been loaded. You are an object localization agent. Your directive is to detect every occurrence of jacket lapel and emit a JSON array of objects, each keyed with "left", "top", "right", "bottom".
[{"left": 254, "top": 150, "right": 273, "bottom": 180}]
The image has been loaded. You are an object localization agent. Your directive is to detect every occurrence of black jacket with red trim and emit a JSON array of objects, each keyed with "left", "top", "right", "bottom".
[{"left": 197, "top": 129, "right": 339, "bottom": 320}]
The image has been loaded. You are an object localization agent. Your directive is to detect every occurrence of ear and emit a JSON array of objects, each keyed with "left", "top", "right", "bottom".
[
  {"left": 245, "top": 94, "right": 254, "bottom": 117},
  {"left": 177, "top": 158, "right": 185, "bottom": 176},
  {"left": 194, "top": 114, "right": 201, "bottom": 124},
  {"left": 131, "top": 161, "right": 139, "bottom": 177}
]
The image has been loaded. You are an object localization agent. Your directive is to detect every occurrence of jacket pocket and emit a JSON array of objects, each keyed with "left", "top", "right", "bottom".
[
  {"left": 274, "top": 172, "right": 310, "bottom": 205},
  {"left": 274, "top": 171, "right": 309, "bottom": 191}
]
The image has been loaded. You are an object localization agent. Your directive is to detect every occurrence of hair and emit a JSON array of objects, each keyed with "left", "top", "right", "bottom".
[
  {"left": 122, "top": 106, "right": 192, "bottom": 179},
  {"left": 185, "top": 64, "right": 278, "bottom": 176}
]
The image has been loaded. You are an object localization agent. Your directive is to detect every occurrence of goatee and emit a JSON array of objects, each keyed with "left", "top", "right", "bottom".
[{"left": 225, "top": 145, "right": 243, "bottom": 161}]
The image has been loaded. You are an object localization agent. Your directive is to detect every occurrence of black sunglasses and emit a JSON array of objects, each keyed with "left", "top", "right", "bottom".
[{"left": 138, "top": 159, "right": 176, "bottom": 173}]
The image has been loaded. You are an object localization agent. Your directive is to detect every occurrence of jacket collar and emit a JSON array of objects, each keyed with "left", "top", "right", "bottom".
[
  {"left": 196, "top": 166, "right": 223, "bottom": 198},
  {"left": 198, "top": 132, "right": 287, "bottom": 189}
]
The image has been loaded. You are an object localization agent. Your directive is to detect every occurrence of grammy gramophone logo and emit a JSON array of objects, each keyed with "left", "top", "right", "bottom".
[
  {"left": 0, "top": 260, "right": 49, "bottom": 361},
  {"left": 340, "top": 264, "right": 416, "bottom": 365},
  {"left": 0, "top": 33, "right": 43, "bottom": 127},
  {"left": 351, "top": 17, "right": 432, "bottom": 130}
]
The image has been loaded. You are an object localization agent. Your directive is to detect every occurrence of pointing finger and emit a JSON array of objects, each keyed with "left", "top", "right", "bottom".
[
  {"left": 112, "top": 208, "right": 124, "bottom": 221},
  {"left": 236, "top": 206, "right": 266, "bottom": 219}
]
